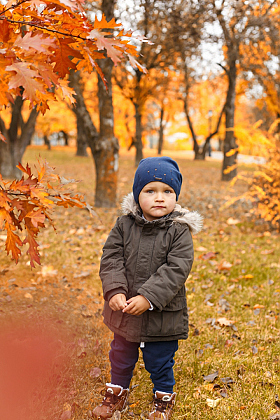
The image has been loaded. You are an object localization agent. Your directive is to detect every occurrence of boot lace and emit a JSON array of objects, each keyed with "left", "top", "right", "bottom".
[{"left": 100, "top": 390, "right": 121, "bottom": 407}]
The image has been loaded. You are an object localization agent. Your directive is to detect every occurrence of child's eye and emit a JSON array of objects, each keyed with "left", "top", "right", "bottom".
[
  {"left": 165, "top": 190, "right": 172, "bottom": 194},
  {"left": 147, "top": 190, "right": 154, "bottom": 193}
]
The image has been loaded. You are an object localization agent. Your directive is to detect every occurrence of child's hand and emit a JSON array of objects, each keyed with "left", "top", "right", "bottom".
[
  {"left": 109, "top": 293, "right": 127, "bottom": 311},
  {"left": 122, "top": 295, "right": 150, "bottom": 316}
]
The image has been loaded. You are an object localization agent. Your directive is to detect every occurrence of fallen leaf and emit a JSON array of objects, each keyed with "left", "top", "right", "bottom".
[
  {"left": 217, "top": 317, "right": 235, "bottom": 327},
  {"left": 74, "top": 271, "right": 90, "bottom": 278},
  {"left": 252, "top": 345, "right": 258, "bottom": 354},
  {"left": 221, "top": 377, "right": 234, "bottom": 385},
  {"left": 199, "top": 252, "right": 218, "bottom": 260},
  {"left": 219, "top": 388, "right": 228, "bottom": 398},
  {"left": 203, "top": 371, "right": 219, "bottom": 382},
  {"left": 41, "top": 265, "right": 58, "bottom": 277},
  {"left": 206, "top": 398, "right": 221, "bottom": 408},
  {"left": 253, "top": 304, "right": 265, "bottom": 309},
  {"left": 218, "top": 261, "right": 232, "bottom": 271},
  {"left": 196, "top": 246, "right": 208, "bottom": 252},
  {"left": 24, "top": 292, "right": 33, "bottom": 300},
  {"left": 226, "top": 217, "right": 241, "bottom": 225},
  {"left": 261, "top": 249, "right": 274, "bottom": 255}
]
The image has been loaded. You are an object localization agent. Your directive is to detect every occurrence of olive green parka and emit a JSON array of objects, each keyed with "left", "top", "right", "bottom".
[{"left": 100, "top": 193, "right": 203, "bottom": 343}]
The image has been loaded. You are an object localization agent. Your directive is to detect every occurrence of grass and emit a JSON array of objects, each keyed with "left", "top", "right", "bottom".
[{"left": 1, "top": 145, "right": 279, "bottom": 420}]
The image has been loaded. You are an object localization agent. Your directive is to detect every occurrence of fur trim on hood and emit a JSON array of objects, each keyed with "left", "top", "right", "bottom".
[{"left": 121, "top": 193, "right": 203, "bottom": 235}]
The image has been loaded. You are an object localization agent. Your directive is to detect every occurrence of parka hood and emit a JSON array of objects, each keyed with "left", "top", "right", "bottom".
[{"left": 121, "top": 192, "right": 203, "bottom": 235}]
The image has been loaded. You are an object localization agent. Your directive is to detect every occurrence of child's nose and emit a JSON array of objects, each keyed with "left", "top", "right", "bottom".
[{"left": 155, "top": 192, "right": 164, "bottom": 200}]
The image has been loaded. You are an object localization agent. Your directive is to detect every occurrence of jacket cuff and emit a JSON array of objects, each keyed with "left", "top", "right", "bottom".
[{"left": 105, "top": 288, "right": 127, "bottom": 302}]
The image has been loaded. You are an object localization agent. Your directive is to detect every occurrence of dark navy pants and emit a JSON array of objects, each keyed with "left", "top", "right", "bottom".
[{"left": 109, "top": 333, "right": 178, "bottom": 393}]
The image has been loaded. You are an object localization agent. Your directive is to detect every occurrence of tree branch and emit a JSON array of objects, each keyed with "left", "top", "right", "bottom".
[
  {"left": 0, "top": 17, "right": 92, "bottom": 42},
  {"left": 0, "top": 0, "right": 30, "bottom": 16}
]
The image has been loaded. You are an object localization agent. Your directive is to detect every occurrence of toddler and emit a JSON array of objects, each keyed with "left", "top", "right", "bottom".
[{"left": 92, "top": 156, "right": 202, "bottom": 419}]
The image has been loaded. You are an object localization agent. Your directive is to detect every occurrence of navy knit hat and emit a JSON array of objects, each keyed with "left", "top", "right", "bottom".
[{"left": 133, "top": 157, "right": 182, "bottom": 204}]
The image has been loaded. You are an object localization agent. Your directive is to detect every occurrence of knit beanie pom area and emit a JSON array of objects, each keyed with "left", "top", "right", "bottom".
[{"left": 132, "top": 157, "right": 183, "bottom": 204}]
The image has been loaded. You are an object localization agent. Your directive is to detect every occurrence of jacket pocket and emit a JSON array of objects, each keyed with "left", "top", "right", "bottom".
[
  {"left": 146, "top": 306, "right": 188, "bottom": 337},
  {"left": 103, "top": 302, "right": 124, "bottom": 329}
]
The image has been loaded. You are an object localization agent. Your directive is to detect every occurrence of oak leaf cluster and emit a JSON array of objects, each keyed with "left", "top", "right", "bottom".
[
  {"left": 0, "top": 159, "right": 94, "bottom": 267},
  {"left": 0, "top": 0, "right": 145, "bottom": 114}
]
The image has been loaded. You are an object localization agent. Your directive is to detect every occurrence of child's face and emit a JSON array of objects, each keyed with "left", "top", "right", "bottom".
[{"left": 138, "top": 181, "right": 176, "bottom": 221}]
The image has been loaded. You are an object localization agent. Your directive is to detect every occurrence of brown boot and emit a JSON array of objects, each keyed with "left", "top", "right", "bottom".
[
  {"left": 148, "top": 391, "right": 176, "bottom": 420},
  {"left": 91, "top": 383, "right": 129, "bottom": 419}
]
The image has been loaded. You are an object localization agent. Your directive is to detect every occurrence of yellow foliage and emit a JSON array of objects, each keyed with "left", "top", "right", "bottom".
[
  {"left": 225, "top": 124, "right": 280, "bottom": 231},
  {"left": 226, "top": 148, "right": 239, "bottom": 157},
  {"left": 223, "top": 164, "right": 238, "bottom": 174}
]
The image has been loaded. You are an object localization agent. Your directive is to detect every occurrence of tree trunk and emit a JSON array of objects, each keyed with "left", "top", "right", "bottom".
[
  {"left": 157, "top": 107, "right": 164, "bottom": 155},
  {"left": 69, "top": 0, "right": 118, "bottom": 207},
  {"left": 69, "top": 68, "right": 99, "bottom": 166},
  {"left": 60, "top": 130, "right": 69, "bottom": 146},
  {"left": 90, "top": 0, "right": 119, "bottom": 207},
  {"left": 0, "top": 95, "right": 38, "bottom": 179},
  {"left": 222, "top": 58, "right": 238, "bottom": 181},
  {"left": 182, "top": 96, "right": 202, "bottom": 160},
  {"left": 95, "top": 55, "right": 119, "bottom": 207},
  {"left": 76, "top": 117, "right": 88, "bottom": 156},
  {"left": 134, "top": 103, "right": 143, "bottom": 166},
  {"left": 44, "top": 135, "right": 51, "bottom": 150}
]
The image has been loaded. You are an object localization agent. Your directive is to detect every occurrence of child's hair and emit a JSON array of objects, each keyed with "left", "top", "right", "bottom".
[{"left": 132, "top": 157, "right": 182, "bottom": 204}]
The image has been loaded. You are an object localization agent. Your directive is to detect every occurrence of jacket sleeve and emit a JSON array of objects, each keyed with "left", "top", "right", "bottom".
[
  {"left": 99, "top": 217, "right": 128, "bottom": 301},
  {"left": 137, "top": 225, "right": 194, "bottom": 311}
]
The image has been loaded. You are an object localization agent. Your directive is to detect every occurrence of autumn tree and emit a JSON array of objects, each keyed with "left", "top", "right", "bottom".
[
  {"left": 165, "top": 0, "right": 227, "bottom": 160},
  {"left": 144, "top": 70, "right": 183, "bottom": 155},
  {"left": 242, "top": 4, "right": 280, "bottom": 129},
  {"left": 69, "top": 1, "right": 117, "bottom": 207},
  {"left": 69, "top": 0, "right": 147, "bottom": 205},
  {"left": 208, "top": 0, "right": 278, "bottom": 180},
  {"left": 0, "top": 0, "right": 144, "bottom": 179},
  {"left": 114, "top": 0, "right": 188, "bottom": 165}
]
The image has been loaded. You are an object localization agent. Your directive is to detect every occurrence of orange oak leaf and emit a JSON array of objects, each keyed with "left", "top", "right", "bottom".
[
  {"left": 14, "top": 32, "right": 55, "bottom": 53},
  {"left": 17, "top": 162, "right": 32, "bottom": 177},
  {"left": 5, "top": 223, "right": 23, "bottom": 263},
  {"left": 0, "top": 19, "right": 11, "bottom": 43},
  {"left": 37, "top": 63, "right": 60, "bottom": 89},
  {"left": 52, "top": 38, "right": 83, "bottom": 78},
  {"left": 126, "top": 53, "right": 148, "bottom": 74},
  {"left": 23, "top": 228, "right": 40, "bottom": 268},
  {"left": 87, "top": 30, "right": 123, "bottom": 66},
  {"left": 93, "top": 14, "right": 122, "bottom": 30},
  {"left": 25, "top": 209, "right": 46, "bottom": 228},
  {"left": 0, "top": 208, "right": 12, "bottom": 229},
  {"left": 6, "top": 62, "right": 44, "bottom": 103}
]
